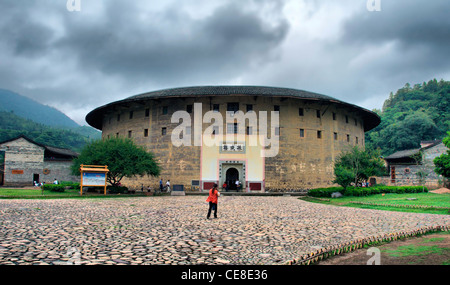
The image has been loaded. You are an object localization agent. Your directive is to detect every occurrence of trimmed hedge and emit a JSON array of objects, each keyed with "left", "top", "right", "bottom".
[
  {"left": 107, "top": 185, "right": 129, "bottom": 194},
  {"left": 60, "top": 181, "right": 80, "bottom": 189},
  {"left": 308, "top": 185, "right": 428, "bottom": 198},
  {"left": 41, "top": 184, "right": 65, "bottom": 192}
]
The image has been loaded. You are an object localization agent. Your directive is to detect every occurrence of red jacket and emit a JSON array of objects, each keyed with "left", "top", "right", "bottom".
[{"left": 206, "top": 188, "right": 219, "bottom": 204}]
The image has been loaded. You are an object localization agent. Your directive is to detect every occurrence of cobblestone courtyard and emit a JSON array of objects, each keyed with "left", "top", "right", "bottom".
[{"left": 1, "top": 196, "right": 449, "bottom": 265}]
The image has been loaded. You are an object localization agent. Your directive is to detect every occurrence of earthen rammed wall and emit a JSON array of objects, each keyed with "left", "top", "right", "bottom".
[{"left": 100, "top": 95, "right": 366, "bottom": 191}]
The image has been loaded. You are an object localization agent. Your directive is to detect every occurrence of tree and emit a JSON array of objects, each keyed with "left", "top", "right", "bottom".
[
  {"left": 365, "top": 79, "right": 450, "bottom": 157},
  {"left": 333, "top": 146, "right": 386, "bottom": 189},
  {"left": 71, "top": 137, "right": 161, "bottom": 186},
  {"left": 434, "top": 131, "right": 450, "bottom": 182},
  {"left": 333, "top": 165, "right": 355, "bottom": 190}
]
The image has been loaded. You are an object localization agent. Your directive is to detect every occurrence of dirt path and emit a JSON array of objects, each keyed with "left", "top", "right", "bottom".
[{"left": 317, "top": 232, "right": 450, "bottom": 265}]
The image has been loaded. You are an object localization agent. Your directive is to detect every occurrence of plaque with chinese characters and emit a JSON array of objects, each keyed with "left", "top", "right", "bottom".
[{"left": 220, "top": 143, "right": 245, "bottom": 153}]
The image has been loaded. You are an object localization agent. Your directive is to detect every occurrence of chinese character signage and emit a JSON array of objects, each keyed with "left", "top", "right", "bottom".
[{"left": 221, "top": 143, "right": 245, "bottom": 153}]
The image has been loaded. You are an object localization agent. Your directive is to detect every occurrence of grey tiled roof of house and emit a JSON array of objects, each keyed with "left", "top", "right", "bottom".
[
  {"left": 0, "top": 135, "right": 78, "bottom": 158},
  {"left": 86, "top": 85, "right": 380, "bottom": 131},
  {"left": 384, "top": 148, "right": 421, "bottom": 160},
  {"left": 128, "top": 86, "right": 335, "bottom": 101},
  {"left": 384, "top": 140, "right": 443, "bottom": 160}
]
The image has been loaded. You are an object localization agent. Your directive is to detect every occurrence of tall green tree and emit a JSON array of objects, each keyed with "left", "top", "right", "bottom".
[
  {"left": 333, "top": 146, "right": 386, "bottom": 189},
  {"left": 366, "top": 79, "right": 450, "bottom": 156},
  {"left": 71, "top": 137, "right": 161, "bottom": 186},
  {"left": 434, "top": 131, "right": 450, "bottom": 181}
]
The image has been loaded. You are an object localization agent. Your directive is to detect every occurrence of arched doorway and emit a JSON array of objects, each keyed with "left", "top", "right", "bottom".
[{"left": 226, "top": 167, "right": 239, "bottom": 190}]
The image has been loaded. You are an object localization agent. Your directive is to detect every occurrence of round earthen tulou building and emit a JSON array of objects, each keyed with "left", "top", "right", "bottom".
[{"left": 86, "top": 86, "right": 380, "bottom": 192}]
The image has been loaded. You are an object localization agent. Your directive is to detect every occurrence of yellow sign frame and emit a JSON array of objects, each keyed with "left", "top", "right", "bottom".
[{"left": 79, "top": 165, "right": 109, "bottom": 195}]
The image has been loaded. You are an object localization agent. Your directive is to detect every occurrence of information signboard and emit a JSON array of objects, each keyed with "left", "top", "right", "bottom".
[{"left": 79, "top": 165, "right": 109, "bottom": 195}]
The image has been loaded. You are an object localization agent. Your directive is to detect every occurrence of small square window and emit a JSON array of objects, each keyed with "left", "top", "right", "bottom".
[
  {"left": 213, "top": 104, "right": 220, "bottom": 112},
  {"left": 334, "top": 132, "right": 338, "bottom": 140},
  {"left": 162, "top": 106, "right": 168, "bottom": 115},
  {"left": 274, "top": 105, "right": 280, "bottom": 112},
  {"left": 300, "top": 129, "right": 305, "bottom": 138},
  {"left": 345, "top": 115, "right": 349, "bottom": 123},
  {"left": 144, "top": 129, "right": 149, "bottom": 137},
  {"left": 117, "top": 114, "right": 121, "bottom": 122},
  {"left": 317, "top": 130, "right": 322, "bottom": 139},
  {"left": 186, "top": 105, "right": 193, "bottom": 113},
  {"left": 316, "top": 110, "right": 321, "bottom": 118},
  {"left": 333, "top": 113, "right": 336, "bottom": 120},
  {"left": 145, "top": 108, "right": 150, "bottom": 117},
  {"left": 246, "top": 104, "right": 253, "bottom": 112},
  {"left": 299, "top": 108, "right": 304, "bottom": 116},
  {"left": 129, "top": 111, "right": 133, "bottom": 119},
  {"left": 128, "top": 130, "right": 132, "bottom": 138},
  {"left": 347, "top": 134, "right": 350, "bottom": 142},
  {"left": 227, "top": 103, "right": 239, "bottom": 112},
  {"left": 162, "top": 127, "right": 167, "bottom": 136}
]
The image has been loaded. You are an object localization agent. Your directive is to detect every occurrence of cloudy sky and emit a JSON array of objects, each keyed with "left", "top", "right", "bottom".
[{"left": 1, "top": 0, "right": 449, "bottom": 126}]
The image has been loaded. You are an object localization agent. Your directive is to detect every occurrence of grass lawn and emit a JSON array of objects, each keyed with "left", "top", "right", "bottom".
[
  {"left": 301, "top": 192, "right": 450, "bottom": 215},
  {"left": 0, "top": 188, "right": 80, "bottom": 197},
  {"left": 0, "top": 188, "right": 145, "bottom": 199}
]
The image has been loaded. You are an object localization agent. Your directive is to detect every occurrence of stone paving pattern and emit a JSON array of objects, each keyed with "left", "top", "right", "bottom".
[{"left": 0, "top": 196, "right": 449, "bottom": 265}]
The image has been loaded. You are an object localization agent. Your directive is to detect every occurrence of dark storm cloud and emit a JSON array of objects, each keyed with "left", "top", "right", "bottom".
[
  {"left": 0, "top": 0, "right": 289, "bottom": 124},
  {"left": 0, "top": 19, "right": 53, "bottom": 57},
  {"left": 0, "top": 1, "right": 58, "bottom": 57},
  {"left": 55, "top": 1, "right": 289, "bottom": 85},
  {"left": 0, "top": 0, "right": 449, "bottom": 125},
  {"left": 341, "top": 0, "right": 450, "bottom": 73}
]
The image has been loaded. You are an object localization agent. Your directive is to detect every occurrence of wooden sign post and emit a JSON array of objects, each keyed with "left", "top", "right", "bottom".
[{"left": 79, "top": 165, "right": 109, "bottom": 195}]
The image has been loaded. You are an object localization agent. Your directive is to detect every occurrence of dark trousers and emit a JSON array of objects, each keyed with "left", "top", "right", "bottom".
[{"left": 207, "top": 202, "right": 217, "bottom": 218}]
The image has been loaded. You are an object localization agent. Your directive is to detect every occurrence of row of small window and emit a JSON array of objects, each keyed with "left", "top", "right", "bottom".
[
  {"left": 113, "top": 127, "right": 360, "bottom": 144},
  {"left": 108, "top": 129, "right": 151, "bottom": 139},
  {"left": 111, "top": 105, "right": 360, "bottom": 127},
  {"left": 301, "top": 108, "right": 359, "bottom": 126},
  {"left": 309, "top": 129, "right": 360, "bottom": 144},
  {"left": 112, "top": 109, "right": 151, "bottom": 123}
]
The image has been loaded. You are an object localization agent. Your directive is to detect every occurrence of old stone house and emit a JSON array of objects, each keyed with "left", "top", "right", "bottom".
[
  {"left": 0, "top": 135, "right": 79, "bottom": 187},
  {"left": 382, "top": 140, "right": 447, "bottom": 188}
]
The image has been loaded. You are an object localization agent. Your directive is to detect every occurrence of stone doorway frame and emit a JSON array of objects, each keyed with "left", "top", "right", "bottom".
[{"left": 219, "top": 160, "right": 246, "bottom": 192}]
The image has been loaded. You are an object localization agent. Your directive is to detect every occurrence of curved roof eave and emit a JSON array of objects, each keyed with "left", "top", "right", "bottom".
[{"left": 86, "top": 86, "right": 381, "bottom": 132}]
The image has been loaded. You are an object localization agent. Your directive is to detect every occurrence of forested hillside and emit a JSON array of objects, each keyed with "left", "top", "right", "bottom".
[
  {"left": 0, "top": 111, "right": 98, "bottom": 152},
  {"left": 365, "top": 79, "right": 450, "bottom": 156},
  {"left": 0, "top": 89, "right": 79, "bottom": 128},
  {"left": 0, "top": 88, "right": 101, "bottom": 152}
]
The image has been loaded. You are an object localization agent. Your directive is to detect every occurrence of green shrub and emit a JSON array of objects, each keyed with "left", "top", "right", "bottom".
[
  {"left": 60, "top": 181, "right": 80, "bottom": 189},
  {"left": 308, "top": 187, "right": 344, "bottom": 198},
  {"left": 42, "top": 184, "right": 65, "bottom": 192},
  {"left": 107, "top": 185, "right": 129, "bottom": 194},
  {"left": 308, "top": 185, "right": 427, "bottom": 198}
]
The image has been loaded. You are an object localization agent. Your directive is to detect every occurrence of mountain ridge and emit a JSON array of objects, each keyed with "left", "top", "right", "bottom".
[
  {"left": 0, "top": 88, "right": 100, "bottom": 151},
  {"left": 0, "top": 88, "right": 80, "bottom": 128}
]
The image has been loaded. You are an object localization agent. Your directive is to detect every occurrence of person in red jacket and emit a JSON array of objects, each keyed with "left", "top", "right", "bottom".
[{"left": 206, "top": 183, "right": 220, "bottom": 219}]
